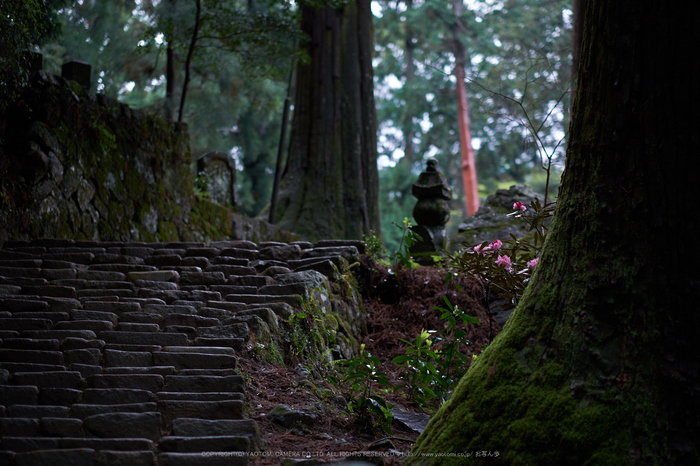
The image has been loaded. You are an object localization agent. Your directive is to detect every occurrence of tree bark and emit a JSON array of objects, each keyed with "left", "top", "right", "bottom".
[
  {"left": 450, "top": 0, "right": 479, "bottom": 218},
  {"left": 275, "top": 0, "right": 381, "bottom": 241},
  {"left": 409, "top": 0, "right": 700, "bottom": 463},
  {"left": 177, "top": 0, "right": 200, "bottom": 123}
]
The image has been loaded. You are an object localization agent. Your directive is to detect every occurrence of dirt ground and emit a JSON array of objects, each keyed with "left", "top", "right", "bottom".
[{"left": 239, "top": 263, "right": 501, "bottom": 465}]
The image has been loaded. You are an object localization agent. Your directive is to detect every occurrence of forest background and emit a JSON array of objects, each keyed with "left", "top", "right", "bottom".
[{"left": 11, "top": 0, "right": 572, "bottom": 250}]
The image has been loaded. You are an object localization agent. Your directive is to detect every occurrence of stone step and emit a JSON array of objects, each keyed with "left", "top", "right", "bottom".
[
  {"left": 118, "top": 312, "right": 163, "bottom": 324},
  {"left": 83, "top": 412, "right": 162, "bottom": 441},
  {"left": 55, "top": 320, "right": 114, "bottom": 332},
  {"left": 103, "top": 366, "right": 175, "bottom": 376},
  {"left": 0, "top": 284, "right": 22, "bottom": 294},
  {"left": 40, "top": 417, "right": 84, "bottom": 437},
  {"left": 219, "top": 248, "right": 257, "bottom": 260},
  {"left": 163, "top": 314, "right": 219, "bottom": 328},
  {"left": 0, "top": 385, "right": 39, "bottom": 405},
  {"left": 0, "top": 338, "right": 60, "bottom": 351},
  {"left": 63, "top": 348, "right": 102, "bottom": 366},
  {"left": 162, "top": 346, "right": 234, "bottom": 355},
  {"left": 89, "top": 264, "right": 157, "bottom": 273},
  {"left": 159, "top": 435, "right": 249, "bottom": 453},
  {"left": 98, "top": 331, "right": 187, "bottom": 347},
  {"left": 82, "top": 301, "right": 141, "bottom": 313},
  {"left": 156, "top": 392, "right": 244, "bottom": 402},
  {"left": 0, "top": 349, "right": 64, "bottom": 365},
  {"left": 143, "top": 304, "right": 196, "bottom": 315},
  {"left": 71, "top": 310, "right": 119, "bottom": 325},
  {"left": 179, "top": 272, "right": 226, "bottom": 286},
  {"left": 152, "top": 352, "right": 236, "bottom": 370},
  {"left": 128, "top": 270, "right": 180, "bottom": 282},
  {"left": 158, "top": 451, "right": 245, "bottom": 466},
  {"left": 195, "top": 323, "right": 249, "bottom": 341},
  {"left": 70, "top": 403, "right": 158, "bottom": 419},
  {"left": 0, "top": 298, "right": 49, "bottom": 313},
  {"left": 6, "top": 405, "right": 71, "bottom": 418},
  {"left": 0, "top": 362, "right": 67, "bottom": 373},
  {"left": 13, "top": 371, "right": 83, "bottom": 389},
  {"left": 0, "top": 317, "right": 53, "bottom": 331},
  {"left": 223, "top": 294, "right": 300, "bottom": 306},
  {"left": 61, "top": 337, "right": 105, "bottom": 351},
  {"left": 193, "top": 338, "right": 244, "bottom": 350},
  {"left": 12, "top": 311, "right": 70, "bottom": 325},
  {"left": 82, "top": 388, "right": 155, "bottom": 405},
  {"left": 77, "top": 289, "right": 134, "bottom": 299},
  {"left": 0, "top": 437, "right": 155, "bottom": 453},
  {"left": 0, "top": 267, "right": 42, "bottom": 278},
  {"left": 105, "top": 343, "right": 161, "bottom": 353},
  {"left": 209, "top": 256, "right": 249, "bottom": 266},
  {"left": 103, "top": 349, "right": 153, "bottom": 368},
  {"left": 93, "top": 253, "right": 146, "bottom": 265},
  {"left": 163, "top": 375, "right": 244, "bottom": 393},
  {"left": 116, "top": 322, "right": 161, "bottom": 332},
  {"left": 138, "top": 289, "right": 189, "bottom": 303},
  {"left": 41, "top": 252, "right": 95, "bottom": 264},
  {"left": 21, "top": 329, "right": 97, "bottom": 340},
  {"left": 21, "top": 285, "right": 77, "bottom": 299},
  {"left": 211, "top": 285, "right": 258, "bottom": 295},
  {"left": 76, "top": 270, "right": 127, "bottom": 281},
  {"left": 38, "top": 387, "right": 82, "bottom": 406},
  {"left": 182, "top": 257, "right": 210, "bottom": 269},
  {"left": 157, "top": 400, "right": 245, "bottom": 429},
  {"left": 70, "top": 364, "right": 102, "bottom": 378},
  {"left": 0, "top": 260, "right": 43, "bottom": 269},
  {"left": 89, "top": 374, "right": 164, "bottom": 392},
  {"left": 171, "top": 418, "right": 259, "bottom": 446}
]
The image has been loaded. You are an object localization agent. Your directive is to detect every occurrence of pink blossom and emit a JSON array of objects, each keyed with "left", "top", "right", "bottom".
[
  {"left": 488, "top": 239, "right": 503, "bottom": 251},
  {"left": 527, "top": 257, "right": 539, "bottom": 269},
  {"left": 473, "top": 244, "right": 483, "bottom": 254},
  {"left": 495, "top": 254, "right": 512, "bottom": 270},
  {"left": 513, "top": 201, "right": 527, "bottom": 212}
]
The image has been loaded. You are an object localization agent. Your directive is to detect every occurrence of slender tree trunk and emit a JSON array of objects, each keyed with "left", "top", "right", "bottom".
[
  {"left": 178, "top": 0, "right": 201, "bottom": 123},
  {"left": 409, "top": 0, "right": 700, "bottom": 463},
  {"left": 402, "top": 0, "right": 416, "bottom": 167},
  {"left": 275, "top": 0, "right": 381, "bottom": 241},
  {"left": 451, "top": 0, "right": 479, "bottom": 217},
  {"left": 165, "top": 43, "right": 175, "bottom": 121}
]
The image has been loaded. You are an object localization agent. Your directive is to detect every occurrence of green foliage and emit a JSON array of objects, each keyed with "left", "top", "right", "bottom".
[
  {"left": 391, "top": 217, "right": 421, "bottom": 272},
  {"left": 332, "top": 344, "right": 395, "bottom": 434},
  {"left": 193, "top": 171, "right": 211, "bottom": 199},
  {"left": 373, "top": 0, "right": 572, "bottom": 240},
  {"left": 0, "top": 0, "right": 62, "bottom": 113},
  {"left": 362, "top": 230, "right": 388, "bottom": 264},
  {"left": 392, "top": 296, "right": 479, "bottom": 411}
]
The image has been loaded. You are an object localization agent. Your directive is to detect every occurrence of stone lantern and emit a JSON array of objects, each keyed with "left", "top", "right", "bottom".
[{"left": 409, "top": 158, "right": 452, "bottom": 262}]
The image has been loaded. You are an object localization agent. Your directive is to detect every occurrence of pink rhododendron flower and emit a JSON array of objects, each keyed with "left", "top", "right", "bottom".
[
  {"left": 495, "top": 254, "right": 512, "bottom": 270},
  {"left": 473, "top": 244, "right": 483, "bottom": 254},
  {"left": 527, "top": 257, "right": 539, "bottom": 269},
  {"left": 513, "top": 201, "right": 527, "bottom": 212},
  {"left": 489, "top": 239, "right": 503, "bottom": 251}
]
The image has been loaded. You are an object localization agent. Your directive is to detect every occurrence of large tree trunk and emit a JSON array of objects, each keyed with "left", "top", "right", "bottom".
[
  {"left": 275, "top": 0, "right": 381, "bottom": 241},
  {"left": 409, "top": 0, "right": 699, "bottom": 464}
]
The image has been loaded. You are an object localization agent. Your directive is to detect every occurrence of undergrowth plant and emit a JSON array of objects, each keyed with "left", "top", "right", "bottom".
[
  {"left": 449, "top": 198, "right": 555, "bottom": 310},
  {"left": 362, "top": 218, "right": 422, "bottom": 272},
  {"left": 332, "top": 344, "right": 394, "bottom": 434},
  {"left": 392, "top": 296, "right": 479, "bottom": 411}
]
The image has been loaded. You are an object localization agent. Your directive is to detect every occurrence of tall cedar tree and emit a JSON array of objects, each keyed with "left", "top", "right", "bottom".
[
  {"left": 274, "top": 0, "right": 381, "bottom": 241},
  {"left": 408, "top": 0, "right": 700, "bottom": 464}
]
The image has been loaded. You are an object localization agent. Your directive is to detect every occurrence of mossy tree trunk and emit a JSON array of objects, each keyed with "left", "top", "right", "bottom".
[
  {"left": 409, "top": 1, "right": 700, "bottom": 464},
  {"left": 274, "top": 0, "right": 381, "bottom": 241}
]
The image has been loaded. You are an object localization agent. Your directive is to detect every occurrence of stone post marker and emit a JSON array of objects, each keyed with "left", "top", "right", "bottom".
[
  {"left": 409, "top": 158, "right": 452, "bottom": 263},
  {"left": 61, "top": 60, "right": 91, "bottom": 89}
]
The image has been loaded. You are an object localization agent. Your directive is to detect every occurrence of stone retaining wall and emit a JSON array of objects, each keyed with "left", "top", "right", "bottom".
[{"left": 0, "top": 71, "right": 289, "bottom": 245}]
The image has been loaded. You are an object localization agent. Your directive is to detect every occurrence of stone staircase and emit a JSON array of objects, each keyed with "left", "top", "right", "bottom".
[{"left": 0, "top": 238, "right": 364, "bottom": 465}]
